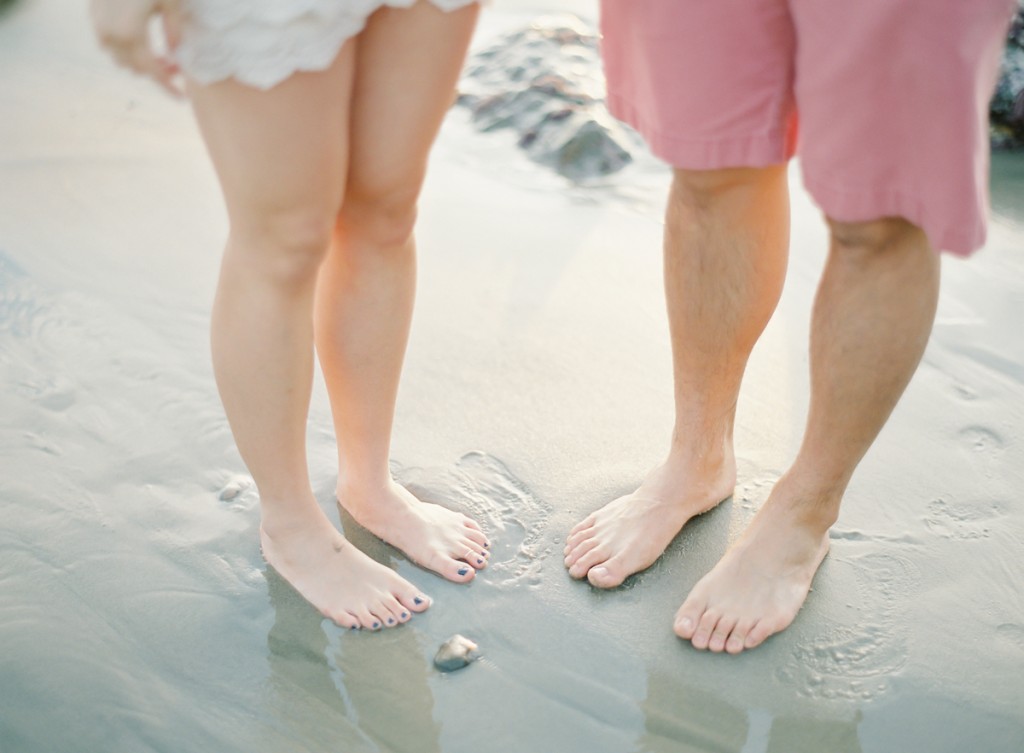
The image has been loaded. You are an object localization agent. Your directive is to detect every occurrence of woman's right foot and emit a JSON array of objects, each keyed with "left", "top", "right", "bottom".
[
  {"left": 338, "top": 479, "right": 491, "bottom": 585},
  {"left": 259, "top": 502, "right": 431, "bottom": 630}
]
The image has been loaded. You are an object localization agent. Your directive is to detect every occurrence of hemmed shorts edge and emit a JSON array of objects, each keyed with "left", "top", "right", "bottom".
[
  {"left": 802, "top": 174, "right": 984, "bottom": 258},
  {"left": 608, "top": 93, "right": 795, "bottom": 172}
]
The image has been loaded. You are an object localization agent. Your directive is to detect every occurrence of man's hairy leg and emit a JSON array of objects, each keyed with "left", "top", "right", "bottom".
[
  {"left": 675, "top": 216, "right": 939, "bottom": 652},
  {"left": 565, "top": 165, "right": 790, "bottom": 588}
]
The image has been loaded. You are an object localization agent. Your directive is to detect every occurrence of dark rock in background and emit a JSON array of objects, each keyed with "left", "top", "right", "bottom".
[
  {"left": 457, "top": 15, "right": 638, "bottom": 182},
  {"left": 992, "top": 1, "right": 1024, "bottom": 150}
]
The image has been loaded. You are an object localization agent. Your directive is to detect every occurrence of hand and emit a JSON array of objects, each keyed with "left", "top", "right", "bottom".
[{"left": 89, "top": 0, "right": 185, "bottom": 97}]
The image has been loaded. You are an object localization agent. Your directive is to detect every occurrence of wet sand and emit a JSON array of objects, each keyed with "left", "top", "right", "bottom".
[{"left": 2, "top": 1, "right": 1023, "bottom": 751}]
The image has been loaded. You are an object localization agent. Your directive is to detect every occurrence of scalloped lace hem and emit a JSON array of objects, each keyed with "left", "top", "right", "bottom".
[{"left": 178, "top": 0, "right": 480, "bottom": 90}]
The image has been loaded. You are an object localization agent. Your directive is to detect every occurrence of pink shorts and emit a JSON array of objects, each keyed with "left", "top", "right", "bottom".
[{"left": 600, "top": 0, "right": 1017, "bottom": 255}]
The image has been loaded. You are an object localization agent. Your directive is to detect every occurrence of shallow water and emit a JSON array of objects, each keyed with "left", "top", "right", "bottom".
[{"left": 3, "top": 2, "right": 1024, "bottom": 752}]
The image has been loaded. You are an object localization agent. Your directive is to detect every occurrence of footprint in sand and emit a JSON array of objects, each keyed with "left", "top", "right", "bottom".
[
  {"left": 996, "top": 623, "right": 1024, "bottom": 651},
  {"left": 777, "top": 552, "right": 920, "bottom": 702},
  {"left": 951, "top": 382, "right": 978, "bottom": 402},
  {"left": 958, "top": 426, "right": 1005, "bottom": 455},
  {"left": 19, "top": 375, "right": 77, "bottom": 412},
  {"left": 923, "top": 496, "right": 1004, "bottom": 540},
  {"left": 396, "top": 452, "right": 552, "bottom": 587}
]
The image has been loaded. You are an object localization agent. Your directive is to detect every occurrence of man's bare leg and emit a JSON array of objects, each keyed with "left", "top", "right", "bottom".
[
  {"left": 564, "top": 165, "right": 790, "bottom": 587},
  {"left": 314, "top": 1, "right": 490, "bottom": 584},
  {"left": 675, "top": 217, "right": 940, "bottom": 653}
]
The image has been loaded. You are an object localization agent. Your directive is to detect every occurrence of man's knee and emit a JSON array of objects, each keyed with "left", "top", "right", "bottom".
[
  {"left": 671, "top": 165, "right": 786, "bottom": 211},
  {"left": 826, "top": 216, "right": 928, "bottom": 258}
]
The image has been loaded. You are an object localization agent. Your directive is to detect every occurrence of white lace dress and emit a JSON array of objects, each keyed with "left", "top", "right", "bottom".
[{"left": 177, "top": 0, "right": 480, "bottom": 89}]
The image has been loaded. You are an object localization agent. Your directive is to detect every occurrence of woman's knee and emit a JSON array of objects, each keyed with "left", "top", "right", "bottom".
[
  {"left": 337, "top": 176, "right": 421, "bottom": 249},
  {"left": 228, "top": 207, "right": 335, "bottom": 286}
]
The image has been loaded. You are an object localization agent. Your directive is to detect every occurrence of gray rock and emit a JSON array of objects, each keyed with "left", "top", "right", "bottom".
[
  {"left": 992, "top": 1, "right": 1024, "bottom": 150},
  {"left": 458, "top": 14, "right": 637, "bottom": 181},
  {"left": 433, "top": 634, "right": 479, "bottom": 672}
]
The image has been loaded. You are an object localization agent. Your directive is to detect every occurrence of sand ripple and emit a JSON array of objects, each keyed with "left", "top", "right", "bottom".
[{"left": 778, "top": 553, "right": 920, "bottom": 702}]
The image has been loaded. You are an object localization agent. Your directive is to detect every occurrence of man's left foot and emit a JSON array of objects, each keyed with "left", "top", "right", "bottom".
[
  {"left": 564, "top": 449, "right": 735, "bottom": 588},
  {"left": 673, "top": 480, "right": 834, "bottom": 653}
]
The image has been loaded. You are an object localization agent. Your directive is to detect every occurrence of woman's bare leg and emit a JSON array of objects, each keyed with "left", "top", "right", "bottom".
[
  {"left": 314, "top": 1, "right": 489, "bottom": 583},
  {"left": 189, "top": 44, "right": 430, "bottom": 630}
]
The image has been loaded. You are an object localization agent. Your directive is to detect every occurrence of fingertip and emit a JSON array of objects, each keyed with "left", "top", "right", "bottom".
[{"left": 162, "top": 6, "right": 184, "bottom": 51}]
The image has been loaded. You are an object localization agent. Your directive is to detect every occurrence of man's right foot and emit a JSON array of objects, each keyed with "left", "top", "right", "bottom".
[
  {"left": 563, "top": 449, "right": 736, "bottom": 588},
  {"left": 259, "top": 501, "right": 431, "bottom": 630}
]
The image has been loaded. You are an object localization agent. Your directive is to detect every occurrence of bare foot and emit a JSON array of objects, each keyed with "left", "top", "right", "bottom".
[
  {"left": 259, "top": 502, "right": 431, "bottom": 630},
  {"left": 673, "top": 481, "right": 834, "bottom": 653},
  {"left": 563, "top": 450, "right": 736, "bottom": 588},
  {"left": 339, "top": 480, "right": 490, "bottom": 584}
]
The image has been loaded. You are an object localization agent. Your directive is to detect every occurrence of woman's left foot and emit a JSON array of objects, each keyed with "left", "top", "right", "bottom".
[{"left": 339, "top": 480, "right": 490, "bottom": 583}]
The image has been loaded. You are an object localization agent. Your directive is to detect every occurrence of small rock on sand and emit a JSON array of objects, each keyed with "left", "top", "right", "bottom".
[{"left": 434, "top": 634, "right": 480, "bottom": 672}]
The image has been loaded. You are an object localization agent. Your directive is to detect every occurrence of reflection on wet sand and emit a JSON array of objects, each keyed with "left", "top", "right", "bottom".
[
  {"left": 638, "top": 667, "right": 748, "bottom": 752},
  {"left": 638, "top": 667, "right": 862, "bottom": 753},
  {"left": 265, "top": 535, "right": 442, "bottom": 753},
  {"left": 763, "top": 713, "right": 862, "bottom": 753}
]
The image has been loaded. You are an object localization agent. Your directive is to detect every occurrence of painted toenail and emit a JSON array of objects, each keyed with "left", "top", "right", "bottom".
[
  {"left": 372, "top": 622, "right": 380, "bottom": 629},
  {"left": 401, "top": 612, "right": 408, "bottom": 619},
  {"left": 477, "top": 558, "right": 483, "bottom": 565},
  {"left": 414, "top": 596, "right": 423, "bottom": 605},
  {"left": 387, "top": 618, "right": 394, "bottom": 625},
  {"left": 457, "top": 567, "right": 469, "bottom": 576}
]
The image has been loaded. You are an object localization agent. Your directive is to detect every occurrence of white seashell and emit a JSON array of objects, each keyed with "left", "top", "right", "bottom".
[{"left": 218, "top": 475, "right": 253, "bottom": 501}]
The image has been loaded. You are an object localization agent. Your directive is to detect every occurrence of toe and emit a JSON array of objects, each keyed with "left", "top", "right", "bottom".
[
  {"left": 726, "top": 618, "right": 756, "bottom": 654},
  {"left": 368, "top": 599, "right": 398, "bottom": 629},
  {"left": 673, "top": 592, "right": 707, "bottom": 640},
  {"left": 564, "top": 536, "right": 600, "bottom": 568},
  {"left": 586, "top": 554, "right": 631, "bottom": 589},
  {"left": 461, "top": 516, "right": 483, "bottom": 534},
  {"left": 708, "top": 615, "right": 737, "bottom": 653},
  {"left": 567, "top": 546, "right": 609, "bottom": 580},
  {"left": 366, "top": 610, "right": 387, "bottom": 631},
  {"left": 744, "top": 620, "right": 773, "bottom": 649},
  {"left": 353, "top": 607, "right": 378, "bottom": 631},
  {"left": 438, "top": 553, "right": 476, "bottom": 583},
  {"left": 457, "top": 538, "right": 488, "bottom": 570},
  {"left": 567, "top": 516, "right": 596, "bottom": 540},
  {"left": 388, "top": 598, "right": 414, "bottom": 622},
  {"left": 377, "top": 597, "right": 405, "bottom": 628},
  {"left": 564, "top": 525, "right": 596, "bottom": 553},
  {"left": 466, "top": 530, "right": 491, "bottom": 553},
  {"left": 397, "top": 590, "right": 432, "bottom": 614},
  {"left": 425, "top": 549, "right": 476, "bottom": 583},
  {"left": 691, "top": 609, "right": 721, "bottom": 650}
]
